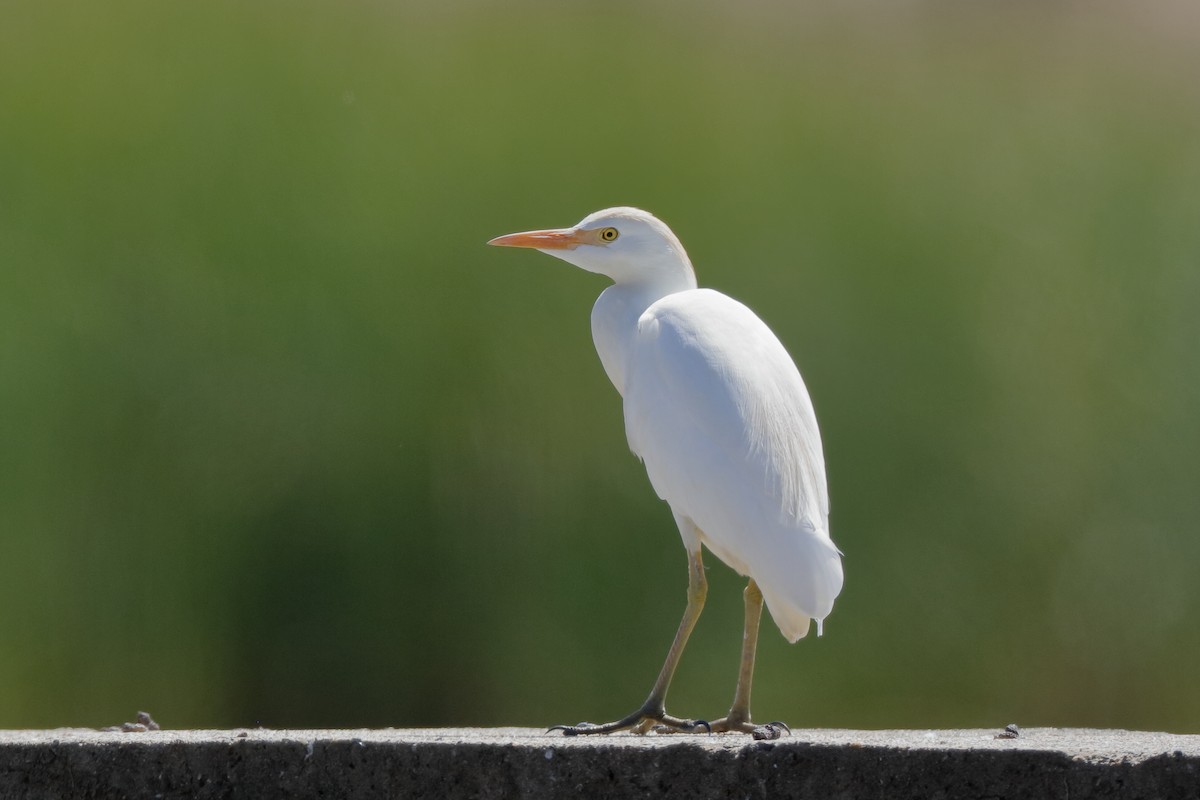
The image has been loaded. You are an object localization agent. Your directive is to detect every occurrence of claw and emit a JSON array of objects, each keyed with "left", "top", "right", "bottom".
[
  {"left": 751, "top": 721, "right": 791, "bottom": 740},
  {"left": 548, "top": 722, "right": 596, "bottom": 736}
]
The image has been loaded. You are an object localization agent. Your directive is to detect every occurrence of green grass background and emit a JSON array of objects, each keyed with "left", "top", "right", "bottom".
[{"left": 2, "top": 1, "right": 1197, "bottom": 732}]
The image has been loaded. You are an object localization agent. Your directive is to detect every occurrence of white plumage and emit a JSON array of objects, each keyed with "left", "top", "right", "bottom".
[
  {"left": 489, "top": 206, "right": 843, "bottom": 735},
  {"left": 623, "top": 288, "right": 841, "bottom": 641}
]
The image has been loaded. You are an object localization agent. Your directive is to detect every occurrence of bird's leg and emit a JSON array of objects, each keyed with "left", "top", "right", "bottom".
[
  {"left": 552, "top": 548, "right": 709, "bottom": 736},
  {"left": 707, "top": 579, "right": 787, "bottom": 738}
]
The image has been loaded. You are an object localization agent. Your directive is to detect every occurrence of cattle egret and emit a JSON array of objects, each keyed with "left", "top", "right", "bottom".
[{"left": 488, "top": 207, "right": 843, "bottom": 736}]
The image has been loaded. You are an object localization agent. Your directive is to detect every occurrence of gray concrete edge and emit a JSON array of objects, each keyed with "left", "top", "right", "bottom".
[{"left": 2, "top": 727, "right": 1198, "bottom": 799}]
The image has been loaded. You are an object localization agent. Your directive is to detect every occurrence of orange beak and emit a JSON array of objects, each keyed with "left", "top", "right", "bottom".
[{"left": 487, "top": 227, "right": 593, "bottom": 250}]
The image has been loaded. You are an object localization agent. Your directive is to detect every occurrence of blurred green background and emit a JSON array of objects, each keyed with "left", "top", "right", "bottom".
[{"left": 2, "top": 0, "right": 1198, "bottom": 733}]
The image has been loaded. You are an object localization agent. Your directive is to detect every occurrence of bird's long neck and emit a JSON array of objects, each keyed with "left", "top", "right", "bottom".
[{"left": 590, "top": 275, "right": 695, "bottom": 398}]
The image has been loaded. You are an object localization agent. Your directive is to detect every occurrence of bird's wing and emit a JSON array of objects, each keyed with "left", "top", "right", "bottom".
[
  {"left": 623, "top": 289, "right": 840, "bottom": 640},
  {"left": 626, "top": 288, "right": 829, "bottom": 523}
]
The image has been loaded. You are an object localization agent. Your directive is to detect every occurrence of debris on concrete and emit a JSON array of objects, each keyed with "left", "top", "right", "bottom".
[{"left": 100, "top": 711, "right": 161, "bottom": 733}]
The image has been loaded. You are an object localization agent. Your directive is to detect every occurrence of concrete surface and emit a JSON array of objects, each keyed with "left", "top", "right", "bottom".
[{"left": 1, "top": 726, "right": 1198, "bottom": 799}]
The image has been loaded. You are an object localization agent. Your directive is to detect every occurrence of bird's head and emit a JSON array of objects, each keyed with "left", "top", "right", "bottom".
[{"left": 488, "top": 207, "right": 697, "bottom": 291}]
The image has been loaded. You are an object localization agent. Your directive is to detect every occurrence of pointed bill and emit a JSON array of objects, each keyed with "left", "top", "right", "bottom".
[{"left": 487, "top": 228, "right": 587, "bottom": 250}]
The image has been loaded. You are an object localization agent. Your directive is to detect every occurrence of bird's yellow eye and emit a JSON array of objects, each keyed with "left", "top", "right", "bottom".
[{"left": 599, "top": 227, "right": 619, "bottom": 242}]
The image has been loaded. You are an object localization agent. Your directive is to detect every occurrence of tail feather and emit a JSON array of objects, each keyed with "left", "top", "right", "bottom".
[{"left": 757, "top": 528, "right": 843, "bottom": 643}]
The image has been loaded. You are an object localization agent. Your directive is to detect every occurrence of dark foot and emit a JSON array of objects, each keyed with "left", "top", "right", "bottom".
[
  {"left": 549, "top": 707, "right": 710, "bottom": 736},
  {"left": 707, "top": 715, "right": 791, "bottom": 738}
]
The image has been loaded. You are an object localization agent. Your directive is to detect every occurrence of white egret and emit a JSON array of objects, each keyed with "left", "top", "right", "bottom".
[{"left": 488, "top": 207, "right": 843, "bottom": 736}]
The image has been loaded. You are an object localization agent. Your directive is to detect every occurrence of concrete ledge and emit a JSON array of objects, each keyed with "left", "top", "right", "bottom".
[{"left": 2, "top": 727, "right": 1198, "bottom": 799}]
